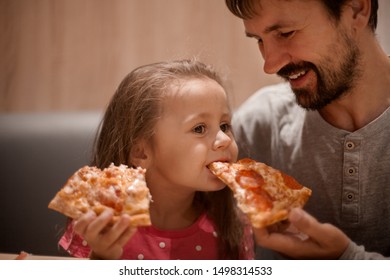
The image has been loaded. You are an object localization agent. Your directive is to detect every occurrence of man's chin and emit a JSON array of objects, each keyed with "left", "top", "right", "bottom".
[{"left": 293, "top": 93, "right": 321, "bottom": 111}]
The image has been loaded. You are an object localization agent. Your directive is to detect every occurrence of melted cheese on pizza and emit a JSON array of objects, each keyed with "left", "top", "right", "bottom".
[
  {"left": 208, "top": 158, "right": 311, "bottom": 228},
  {"left": 48, "top": 164, "right": 151, "bottom": 227}
]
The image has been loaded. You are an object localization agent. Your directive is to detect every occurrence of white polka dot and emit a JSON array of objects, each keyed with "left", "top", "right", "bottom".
[
  {"left": 213, "top": 231, "right": 218, "bottom": 237},
  {"left": 195, "top": 245, "right": 202, "bottom": 251},
  {"left": 159, "top": 242, "right": 166, "bottom": 248},
  {"left": 137, "top": 254, "right": 144, "bottom": 260},
  {"left": 82, "top": 240, "right": 88, "bottom": 246}
]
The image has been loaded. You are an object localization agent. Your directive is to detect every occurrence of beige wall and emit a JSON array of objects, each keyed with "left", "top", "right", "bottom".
[
  {"left": 0, "top": 0, "right": 280, "bottom": 112},
  {"left": 377, "top": 0, "right": 390, "bottom": 54},
  {"left": 1, "top": 0, "right": 389, "bottom": 112}
]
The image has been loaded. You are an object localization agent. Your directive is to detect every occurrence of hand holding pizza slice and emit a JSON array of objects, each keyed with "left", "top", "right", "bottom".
[{"left": 208, "top": 158, "right": 312, "bottom": 228}]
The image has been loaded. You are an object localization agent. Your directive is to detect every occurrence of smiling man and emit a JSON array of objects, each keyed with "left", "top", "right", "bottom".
[
  {"left": 243, "top": 0, "right": 364, "bottom": 112},
  {"left": 227, "top": 0, "right": 390, "bottom": 259}
]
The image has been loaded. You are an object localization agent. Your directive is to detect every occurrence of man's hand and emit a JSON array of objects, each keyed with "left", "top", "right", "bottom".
[{"left": 253, "top": 208, "right": 350, "bottom": 259}]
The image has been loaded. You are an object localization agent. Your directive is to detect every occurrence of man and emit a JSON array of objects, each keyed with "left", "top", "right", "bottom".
[{"left": 227, "top": 0, "right": 390, "bottom": 259}]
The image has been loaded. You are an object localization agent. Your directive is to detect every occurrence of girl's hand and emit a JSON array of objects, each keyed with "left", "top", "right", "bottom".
[{"left": 74, "top": 209, "right": 137, "bottom": 259}]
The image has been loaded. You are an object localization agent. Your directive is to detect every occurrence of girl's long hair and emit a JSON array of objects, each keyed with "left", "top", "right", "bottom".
[{"left": 91, "top": 58, "right": 244, "bottom": 259}]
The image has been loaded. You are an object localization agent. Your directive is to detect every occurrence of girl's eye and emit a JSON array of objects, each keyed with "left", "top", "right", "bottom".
[
  {"left": 220, "top": 123, "right": 232, "bottom": 133},
  {"left": 193, "top": 124, "right": 206, "bottom": 134}
]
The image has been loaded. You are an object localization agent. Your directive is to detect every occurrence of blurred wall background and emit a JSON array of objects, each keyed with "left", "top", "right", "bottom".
[
  {"left": 377, "top": 0, "right": 390, "bottom": 54},
  {"left": 0, "top": 0, "right": 389, "bottom": 112}
]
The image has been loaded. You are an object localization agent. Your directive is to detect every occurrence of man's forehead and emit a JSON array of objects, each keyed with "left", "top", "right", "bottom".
[{"left": 243, "top": 0, "right": 319, "bottom": 32}]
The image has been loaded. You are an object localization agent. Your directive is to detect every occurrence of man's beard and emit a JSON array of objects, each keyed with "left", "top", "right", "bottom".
[{"left": 277, "top": 32, "right": 362, "bottom": 111}]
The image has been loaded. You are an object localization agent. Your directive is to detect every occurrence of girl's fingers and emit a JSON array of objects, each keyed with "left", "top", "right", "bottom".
[
  {"left": 103, "top": 214, "right": 133, "bottom": 245},
  {"left": 74, "top": 211, "right": 97, "bottom": 236},
  {"left": 84, "top": 209, "right": 114, "bottom": 239}
]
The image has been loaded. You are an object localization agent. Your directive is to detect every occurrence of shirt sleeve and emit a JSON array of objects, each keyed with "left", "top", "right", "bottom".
[
  {"left": 339, "top": 241, "right": 389, "bottom": 260},
  {"left": 58, "top": 221, "right": 91, "bottom": 258}
]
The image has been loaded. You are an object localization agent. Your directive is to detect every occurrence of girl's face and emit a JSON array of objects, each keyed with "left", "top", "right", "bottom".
[{"left": 144, "top": 78, "right": 238, "bottom": 194}]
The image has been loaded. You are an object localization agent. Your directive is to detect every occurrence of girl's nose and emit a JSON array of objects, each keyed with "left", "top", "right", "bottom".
[{"left": 213, "top": 130, "right": 232, "bottom": 150}]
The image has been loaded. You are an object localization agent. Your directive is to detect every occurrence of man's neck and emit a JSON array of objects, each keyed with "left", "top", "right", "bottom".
[{"left": 318, "top": 46, "right": 390, "bottom": 132}]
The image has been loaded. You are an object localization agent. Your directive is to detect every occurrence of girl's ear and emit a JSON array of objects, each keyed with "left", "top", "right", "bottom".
[{"left": 129, "top": 140, "right": 152, "bottom": 168}]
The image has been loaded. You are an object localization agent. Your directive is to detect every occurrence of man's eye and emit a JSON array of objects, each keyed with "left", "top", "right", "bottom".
[
  {"left": 280, "top": 31, "right": 295, "bottom": 38},
  {"left": 220, "top": 123, "right": 232, "bottom": 133},
  {"left": 193, "top": 125, "right": 206, "bottom": 134}
]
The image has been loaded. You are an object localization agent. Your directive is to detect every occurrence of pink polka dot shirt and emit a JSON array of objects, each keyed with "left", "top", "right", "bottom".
[{"left": 59, "top": 212, "right": 254, "bottom": 260}]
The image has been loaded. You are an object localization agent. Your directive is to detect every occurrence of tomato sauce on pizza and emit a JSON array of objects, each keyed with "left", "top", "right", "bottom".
[{"left": 208, "top": 158, "right": 312, "bottom": 228}]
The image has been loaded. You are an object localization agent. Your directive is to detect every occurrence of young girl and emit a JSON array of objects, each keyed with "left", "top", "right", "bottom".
[{"left": 59, "top": 59, "right": 254, "bottom": 260}]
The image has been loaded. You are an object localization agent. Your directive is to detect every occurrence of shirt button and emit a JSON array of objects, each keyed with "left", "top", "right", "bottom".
[
  {"left": 82, "top": 240, "right": 88, "bottom": 246},
  {"left": 137, "top": 254, "right": 144, "bottom": 260},
  {"left": 345, "top": 192, "right": 355, "bottom": 201},
  {"left": 159, "top": 242, "right": 166, "bottom": 248},
  {"left": 195, "top": 245, "right": 202, "bottom": 251},
  {"left": 345, "top": 141, "right": 355, "bottom": 150},
  {"left": 346, "top": 167, "right": 356, "bottom": 175}
]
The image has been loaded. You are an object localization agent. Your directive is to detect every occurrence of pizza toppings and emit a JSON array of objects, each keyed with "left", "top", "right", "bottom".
[
  {"left": 236, "top": 169, "right": 274, "bottom": 211},
  {"left": 208, "top": 158, "right": 312, "bottom": 228},
  {"left": 48, "top": 164, "right": 152, "bottom": 227}
]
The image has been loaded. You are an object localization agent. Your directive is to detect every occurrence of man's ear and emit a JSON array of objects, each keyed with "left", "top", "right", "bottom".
[
  {"left": 349, "top": 0, "right": 371, "bottom": 30},
  {"left": 129, "top": 140, "right": 151, "bottom": 168}
]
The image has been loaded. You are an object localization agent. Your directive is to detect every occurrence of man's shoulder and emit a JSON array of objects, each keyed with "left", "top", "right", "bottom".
[
  {"left": 234, "top": 83, "right": 297, "bottom": 118},
  {"left": 252, "top": 82, "right": 292, "bottom": 96}
]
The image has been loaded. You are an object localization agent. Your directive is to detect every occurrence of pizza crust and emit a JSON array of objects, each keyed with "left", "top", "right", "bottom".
[{"left": 208, "top": 158, "right": 312, "bottom": 228}]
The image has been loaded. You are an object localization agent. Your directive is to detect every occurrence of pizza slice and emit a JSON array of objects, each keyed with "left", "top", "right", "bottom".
[
  {"left": 208, "top": 158, "right": 312, "bottom": 228},
  {"left": 48, "top": 163, "right": 151, "bottom": 227}
]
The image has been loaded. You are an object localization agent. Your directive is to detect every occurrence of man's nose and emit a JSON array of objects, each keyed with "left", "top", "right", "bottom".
[{"left": 261, "top": 42, "right": 291, "bottom": 75}]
